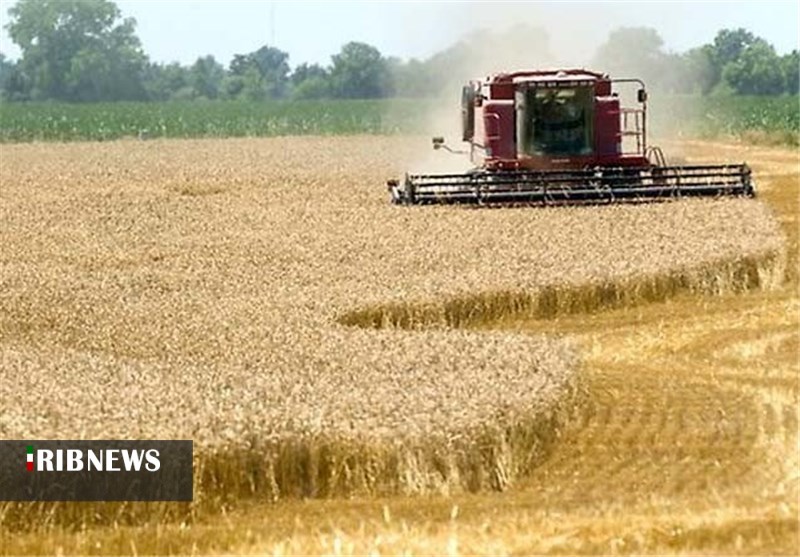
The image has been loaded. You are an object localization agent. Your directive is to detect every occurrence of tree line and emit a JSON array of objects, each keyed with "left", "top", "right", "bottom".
[{"left": 0, "top": 0, "right": 797, "bottom": 103}]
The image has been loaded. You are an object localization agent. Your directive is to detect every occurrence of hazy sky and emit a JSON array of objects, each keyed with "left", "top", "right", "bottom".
[{"left": 0, "top": 0, "right": 797, "bottom": 68}]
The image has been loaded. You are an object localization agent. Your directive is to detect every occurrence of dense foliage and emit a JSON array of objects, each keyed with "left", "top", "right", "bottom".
[{"left": 0, "top": 0, "right": 797, "bottom": 103}]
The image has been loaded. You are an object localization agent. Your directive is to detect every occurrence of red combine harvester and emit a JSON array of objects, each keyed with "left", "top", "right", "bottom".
[{"left": 388, "top": 69, "right": 754, "bottom": 205}]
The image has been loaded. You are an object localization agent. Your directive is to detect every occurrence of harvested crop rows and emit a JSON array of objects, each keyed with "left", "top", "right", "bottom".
[{"left": 0, "top": 137, "right": 786, "bottom": 509}]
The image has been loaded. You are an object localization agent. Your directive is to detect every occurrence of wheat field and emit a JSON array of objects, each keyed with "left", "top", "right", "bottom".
[{"left": 0, "top": 137, "right": 795, "bottom": 554}]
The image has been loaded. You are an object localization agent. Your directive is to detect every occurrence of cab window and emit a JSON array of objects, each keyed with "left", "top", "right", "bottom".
[{"left": 519, "top": 86, "right": 594, "bottom": 156}]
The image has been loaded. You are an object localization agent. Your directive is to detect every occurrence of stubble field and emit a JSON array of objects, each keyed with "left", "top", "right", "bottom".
[{"left": 0, "top": 136, "right": 796, "bottom": 554}]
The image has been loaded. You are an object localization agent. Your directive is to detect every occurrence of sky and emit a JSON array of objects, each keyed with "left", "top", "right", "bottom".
[{"left": 0, "top": 0, "right": 797, "bottom": 68}]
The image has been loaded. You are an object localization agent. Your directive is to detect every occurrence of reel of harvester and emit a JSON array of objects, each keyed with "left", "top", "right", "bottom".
[{"left": 388, "top": 164, "right": 755, "bottom": 206}]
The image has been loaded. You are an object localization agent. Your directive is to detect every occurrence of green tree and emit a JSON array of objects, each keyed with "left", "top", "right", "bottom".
[
  {"left": 781, "top": 50, "right": 799, "bottom": 94},
  {"left": 190, "top": 55, "right": 225, "bottom": 99},
  {"left": 680, "top": 47, "right": 716, "bottom": 94},
  {"left": 705, "top": 28, "right": 756, "bottom": 90},
  {"left": 592, "top": 27, "right": 668, "bottom": 88},
  {"left": 240, "top": 66, "right": 268, "bottom": 101},
  {"left": 221, "top": 73, "right": 244, "bottom": 99},
  {"left": 330, "top": 42, "right": 391, "bottom": 98},
  {"left": 722, "top": 38, "right": 785, "bottom": 95},
  {"left": 142, "top": 61, "right": 190, "bottom": 101},
  {"left": 708, "top": 28, "right": 756, "bottom": 69},
  {"left": 249, "top": 46, "right": 290, "bottom": 96},
  {"left": 225, "top": 64, "right": 270, "bottom": 101},
  {"left": 229, "top": 45, "right": 290, "bottom": 99},
  {"left": 292, "top": 77, "right": 330, "bottom": 99},
  {"left": 0, "top": 60, "right": 29, "bottom": 101},
  {"left": 0, "top": 53, "right": 19, "bottom": 100},
  {"left": 5, "top": 0, "right": 147, "bottom": 101},
  {"left": 290, "top": 63, "right": 331, "bottom": 99},
  {"left": 290, "top": 62, "right": 327, "bottom": 86}
]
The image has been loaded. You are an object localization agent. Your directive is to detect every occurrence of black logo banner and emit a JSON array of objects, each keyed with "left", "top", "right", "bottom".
[{"left": 0, "top": 440, "right": 193, "bottom": 501}]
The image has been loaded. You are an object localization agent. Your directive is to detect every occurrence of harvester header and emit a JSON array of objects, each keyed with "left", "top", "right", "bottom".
[{"left": 388, "top": 69, "right": 754, "bottom": 206}]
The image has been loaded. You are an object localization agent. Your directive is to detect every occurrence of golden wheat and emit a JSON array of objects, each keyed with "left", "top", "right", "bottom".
[{"left": 0, "top": 137, "right": 786, "bottom": 505}]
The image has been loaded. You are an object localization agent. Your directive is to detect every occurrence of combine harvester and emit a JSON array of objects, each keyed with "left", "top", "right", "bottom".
[{"left": 388, "top": 69, "right": 754, "bottom": 205}]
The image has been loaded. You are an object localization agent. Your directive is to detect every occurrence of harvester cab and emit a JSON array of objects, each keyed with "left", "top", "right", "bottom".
[{"left": 388, "top": 69, "right": 754, "bottom": 206}]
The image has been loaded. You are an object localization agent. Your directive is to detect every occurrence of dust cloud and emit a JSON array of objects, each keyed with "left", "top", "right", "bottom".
[
  {"left": 387, "top": 3, "right": 702, "bottom": 175},
  {"left": 389, "top": 3, "right": 603, "bottom": 175}
]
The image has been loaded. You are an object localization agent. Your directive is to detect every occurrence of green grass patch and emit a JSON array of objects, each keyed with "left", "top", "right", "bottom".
[
  {"left": 0, "top": 99, "right": 434, "bottom": 142},
  {"left": 650, "top": 95, "right": 799, "bottom": 145},
  {"left": 0, "top": 96, "right": 797, "bottom": 144}
]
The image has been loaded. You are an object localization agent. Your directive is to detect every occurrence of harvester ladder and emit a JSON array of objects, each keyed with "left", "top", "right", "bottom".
[{"left": 620, "top": 108, "right": 645, "bottom": 154}]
